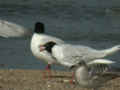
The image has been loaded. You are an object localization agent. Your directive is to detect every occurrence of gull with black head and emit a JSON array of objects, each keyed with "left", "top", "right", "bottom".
[
  {"left": 40, "top": 41, "right": 120, "bottom": 82},
  {"left": 40, "top": 41, "right": 120, "bottom": 68},
  {"left": 31, "top": 22, "right": 65, "bottom": 78}
]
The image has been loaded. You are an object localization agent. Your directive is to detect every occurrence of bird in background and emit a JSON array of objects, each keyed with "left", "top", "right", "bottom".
[
  {"left": 71, "top": 59, "right": 120, "bottom": 90},
  {"left": 0, "top": 20, "right": 32, "bottom": 38}
]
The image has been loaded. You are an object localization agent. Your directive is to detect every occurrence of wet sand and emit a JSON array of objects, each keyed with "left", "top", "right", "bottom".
[{"left": 0, "top": 69, "right": 119, "bottom": 90}]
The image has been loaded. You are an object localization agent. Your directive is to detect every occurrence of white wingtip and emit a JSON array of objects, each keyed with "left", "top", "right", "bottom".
[{"left": 88, "top": 59, "right": 115, "bottom": 65}]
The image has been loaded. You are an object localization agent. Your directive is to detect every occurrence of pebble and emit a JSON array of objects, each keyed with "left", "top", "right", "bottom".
[{"left": 47, "top": 85, "right": 51, "bottom": 88}]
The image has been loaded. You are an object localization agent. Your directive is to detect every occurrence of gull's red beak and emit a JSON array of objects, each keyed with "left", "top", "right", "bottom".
[{"left": 39, "top": 45, "right": 46, "bottom": 52}]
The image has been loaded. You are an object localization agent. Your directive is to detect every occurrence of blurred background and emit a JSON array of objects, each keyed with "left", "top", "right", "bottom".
[{"left": 0, "top": 0, "right": 120, "bottom": 70}]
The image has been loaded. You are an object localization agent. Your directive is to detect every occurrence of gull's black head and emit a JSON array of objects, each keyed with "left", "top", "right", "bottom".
[
  {"left": 43, "top": 41, "right": 56, "bottom": 53},
  {"left": 34, "top": 22, "right": 45, "bottom": 33}
]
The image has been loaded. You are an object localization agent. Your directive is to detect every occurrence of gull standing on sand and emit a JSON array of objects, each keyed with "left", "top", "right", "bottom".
[
  {"left": 31, "top": 22, "right": 65, "bottom": 77},
  {"left": 0, "top": 20, "right": 65, "bottom": 77},
  {"left": 72, "top": 59, "right": 120, "bottom": 90},
  {"left": 39, "top": 41, "right": 120, "bottom": 68},
  {"left": 0, "top": 20, "right": 65, "bottom": 69}
]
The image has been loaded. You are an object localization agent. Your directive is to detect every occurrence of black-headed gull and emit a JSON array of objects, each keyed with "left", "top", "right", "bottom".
[
  {"left": 0, "top": 20, "right": 65, "bottom": 78},
  {"left": 31, "top": 22, "right": 65, "bottom": 78},
  {"left": 39, "top": 41, "right": 120, "bottom": 83},
  {"left": 39, "top": 41, "right": 120, "bottom": 68},
  {"left": 72, "top": 59, "right": 120, "bottom": 90}
]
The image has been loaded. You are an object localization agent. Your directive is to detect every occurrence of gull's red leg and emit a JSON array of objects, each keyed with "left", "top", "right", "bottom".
[
  {"left": 43, "top": 64, "right": 52, "bottom": 79},
  {"left": 46, "top": 64, "right": 52, "bottom": 78},
  {"left": 69, "top": 72, "right": 74, "bottom": 84}
]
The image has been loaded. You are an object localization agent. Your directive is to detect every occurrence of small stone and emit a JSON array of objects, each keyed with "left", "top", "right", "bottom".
[
  {"left": 63, "top": 79, "right": 69, "bottom": 83},
  {"left": 0, "top": 76, "right": 2, "bottom": 79},
  {"left": 47, "top": 85, "right": 51, "bottom": 88}
]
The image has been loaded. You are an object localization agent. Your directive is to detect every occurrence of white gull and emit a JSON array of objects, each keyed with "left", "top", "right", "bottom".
[
  {"left": 40, "top": 41, "right": 120, "bottom": 67},
  {"left": 72, "top": 59, "right": 120, "bottom": 90},
  {"left": 31, "top": 22, "right": 64, "bottom": 77}
]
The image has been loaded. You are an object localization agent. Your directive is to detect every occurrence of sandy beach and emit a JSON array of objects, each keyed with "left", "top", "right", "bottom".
[{"left": 0, "top": 69, "right": 119, "bottom": 90}]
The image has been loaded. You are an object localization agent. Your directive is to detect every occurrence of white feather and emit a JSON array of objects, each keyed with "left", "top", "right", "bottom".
[
  {"left": 51, "top": 43, "right": 120, "bottom": 67},
  {"left": 0, "top": 20, "right": 32, "bottom": 38},
  {"left": 88, "top": 59, "right": 115, "bottom": 65},
  {"left": 31, "top": 33, "right": 64, "bottom": 64}
]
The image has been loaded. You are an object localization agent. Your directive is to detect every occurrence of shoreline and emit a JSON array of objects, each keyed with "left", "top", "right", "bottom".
[{"left": 0, "top": 69, "right": 119, "bottom": 90}]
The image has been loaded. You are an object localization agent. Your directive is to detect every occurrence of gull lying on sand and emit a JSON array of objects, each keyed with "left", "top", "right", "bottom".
[{"left": 71, "top": 59, "right": 120, "bottom": 90}]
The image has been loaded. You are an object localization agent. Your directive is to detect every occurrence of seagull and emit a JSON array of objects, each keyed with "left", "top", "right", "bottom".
[
  {"left": 30, "top": 22, "right": 65, "bottom": 78},
  {"left": 39, "top": 41, "right": 120, "bottom": 68},
  {"left": 72, "top": 59, "right": 120, "bottom": 90},
  {"left": 39, "top": 41, "right": 120, "bottom": 83},
  {"left": 0, "top": 20, "right": 65, "bottom": 78},
  {"left": 0, "top": 20, "right": 32, "bottom": 38}
]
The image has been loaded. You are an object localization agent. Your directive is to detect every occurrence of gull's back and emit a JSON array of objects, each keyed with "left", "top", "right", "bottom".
[{"left": 52, "top": 44, "right": 103, "bottom": 67}]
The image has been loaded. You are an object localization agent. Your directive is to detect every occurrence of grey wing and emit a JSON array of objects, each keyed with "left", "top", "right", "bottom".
[
  {"left": 63, "top": 54, "right": 83, "bottom": 66},
  {"left": 88, "top": 62, "right": 120, "bottom": 80},
  {"left": 88, "top": 63, "right": 110, "bottom": 75},
  {"left": 62, "top": 44, "right": 99, "bottom": 65},
  {"left": 57, "top": 45, "right": 84, "bottom": 66},
  {"left": 72, "top": 45, "right": 100, "bottom": 61}
]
